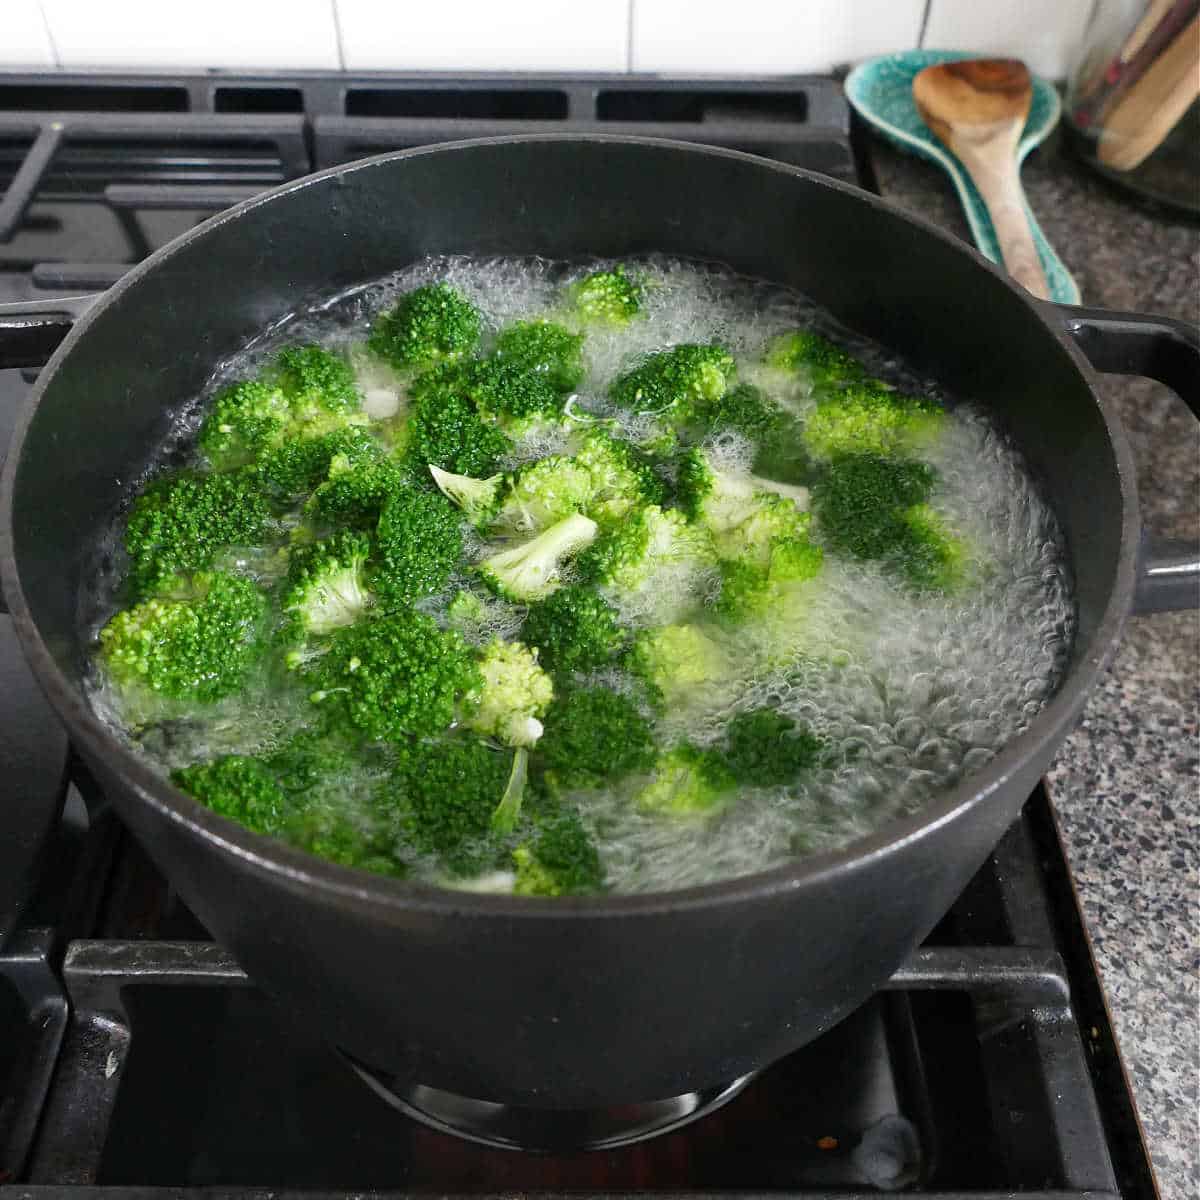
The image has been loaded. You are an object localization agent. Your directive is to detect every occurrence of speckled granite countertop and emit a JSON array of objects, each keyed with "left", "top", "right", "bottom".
[{"left": 868, "top": 132, "right": 1199, "bottom": 1198}]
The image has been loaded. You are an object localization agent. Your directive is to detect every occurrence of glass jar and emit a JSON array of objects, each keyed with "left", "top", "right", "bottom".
[{"left": 1065, "top": 0, "right": 1200, "bottom": 216}]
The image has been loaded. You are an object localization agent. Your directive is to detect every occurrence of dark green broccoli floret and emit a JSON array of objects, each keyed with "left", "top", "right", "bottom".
[
  {"left": 253, "top": 426, "right": 378, "bottom": 499},
  {"left": 493, "top": 319, "right": 584, "bottom": 394},
  {"left": 387, "top": 736, "right": 516, "bottom": 875},
  {"left": 685, "top": 381, "right": 780, "bottom": 441},
  {"left": 304, "top": 451, "right": 410, "bottom": 530},
  {"left": 171, "top": 755, "right": 287, "bottom": 835},
  {"left": 305, "top": 611, "right": 480, "bottom": 742},
  {"left": 767, "top": 330, "right": 869, "bottom": 389},
  {"left": 271, "top": 345, "right": 361, "bottom": 421},
  {"left": 521, "top": 585, "right": 626, "bottom": 675},
  {"left": 404, "top": 372, "right": 513, "bottom": 477},
  {"left": 537, "top": 686, "right": 655, "bottom": 788},
  {"left": 576, "top": 504, "right": 715, "bottom": 596},
  {"left": 802, "top": 382, "right": 945, "bottom": 462},
  {"left": 569, "top": 265, "right": 644, "bottom": 324},
  {"left": 810, "top": 454, "right": 965, "bottom": 591},
  {"left": 634, "top": 743, "right": 736, "bottom": 817},
  {"left": 477, "top": 512, "right": 599, "bottom": 603},
  {"left": 99, "top": 570, "right": 266, "bottom": 704},
  {"left": 264, "top": 729, "right": 355, "bottom": 797},
  {"left": 197, "top": 379, "right": 290, "bottom": 471},
  {"left": 609, "top": 344, "right": 736, "bottom": 417},
  {"left": 281, "top": 530, "right": 373, "bottom": 640},
  {"left": 368, "top": 283, "right": 481, "bottom": 369},
  {"left": 513, "top": 806, "right": 604, "bottom": 896},
  {"left": 124, "top": 471, "right": 271, "bottom": 596},
  {"left": 722, "top": 709, "right": 824, "bottom": 786},
  {"left": 370, "top": 486, "right": 463, "bottom": 610}
]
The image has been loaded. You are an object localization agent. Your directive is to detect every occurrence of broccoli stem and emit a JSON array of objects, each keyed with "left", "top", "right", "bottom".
[{"left": 491, "top": 747, "right": 529, "bottom": 836}]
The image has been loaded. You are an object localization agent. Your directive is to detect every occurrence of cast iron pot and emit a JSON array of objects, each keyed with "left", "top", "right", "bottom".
[{"left": 1, "top": 137, "right": 1197, "bottom": 1110}]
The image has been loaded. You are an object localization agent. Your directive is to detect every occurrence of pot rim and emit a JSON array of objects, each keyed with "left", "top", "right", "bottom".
[{"left": 0, "top": 134, "right": 1140, "bottom": 919}]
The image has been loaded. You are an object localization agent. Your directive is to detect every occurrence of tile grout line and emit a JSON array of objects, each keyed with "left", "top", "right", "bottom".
[
  {"left": 36, "top": 0, "right": 62, "bottom": 69},
  {"left": 330, "top": 0, "right": 347, "bottom": 72},
  {"left": 916, "top": 0, "right": 933, "bottom": 48},
  {"left": 626, "top": 0, "right": 636, "bottom": 73}
]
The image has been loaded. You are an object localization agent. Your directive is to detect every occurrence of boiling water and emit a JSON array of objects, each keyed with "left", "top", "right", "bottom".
[{"left": 81, "top": 256, "right": 1076, "bottom": 894}]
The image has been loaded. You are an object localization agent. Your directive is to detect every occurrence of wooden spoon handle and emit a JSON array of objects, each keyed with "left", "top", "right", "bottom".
[{"left": 952, "top": 138, "right": 1050, "bottom": 300}]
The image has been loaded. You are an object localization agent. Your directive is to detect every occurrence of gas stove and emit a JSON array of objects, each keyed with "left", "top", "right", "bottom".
[{"left": 0, "top": 71, "right": 1158, "bottom": 1198}]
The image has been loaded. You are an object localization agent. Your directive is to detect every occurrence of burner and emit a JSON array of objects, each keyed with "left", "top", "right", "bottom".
[{"left": 344, "top": 1056, "right": 758, "bottom": 1152}]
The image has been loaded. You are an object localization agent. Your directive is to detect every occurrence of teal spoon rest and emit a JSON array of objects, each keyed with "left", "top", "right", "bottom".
[{"left": 845, "top": 50, "right": 1080, "bottom": 305}]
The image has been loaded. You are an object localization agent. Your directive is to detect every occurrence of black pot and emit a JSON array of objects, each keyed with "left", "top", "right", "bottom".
[{"left": 1, "top": 137, "right": 1196, "bottom": 1110}]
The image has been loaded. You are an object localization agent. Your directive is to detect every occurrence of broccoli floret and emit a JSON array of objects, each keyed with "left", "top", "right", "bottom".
[
  {"left": 493, "top": 319, "right": 584, "bottom": 394},
  {"left": 253, "top": 426, "right": 378, "bottom": 499},
  {"left": 569, "top": 264, "right": 644, "bottom": 324},
  {"left": 767, "top": 330, "right": 869, "bottom": 389},
  {"left": 264, "top": 729, "right": 355, "bottom": 797},
  {"left": 306, "top": 611, "right": 480, "bottom": 742},
  {"left": 521, "top": 585, "right": 626, "bottom": 675},
  {"left": 537, "top": 686, "right": 655, "bottom": 788},
  {"left": 371, "top": 486, "right": 463, "bottom": 610},
  {"left": 477, "top": 512, "right": 598, "bottom": 603},
  {"left": 271, "top": 345, "right": 362, "bottom": 424},
  {"left": 492, "top": 455, "right": 596, "bottom": 536},
  {"left": 512, "top": 806, "right": 604, "bottom": 895},
  {"left": 171, "top": 755, "right": 287, "bottom": 835},
  {"left": 571, "top": 428, "right": 666, "bottom": 523},
  {"left": 100, "top": 570, "right": 266, "bottom": 704},
  {"left": 464, "top": 639, "right": 554, "bottom": 748},
  {"left": 404, "top": 373, "right": 513, "bottom": 477},
  {"left": 124, "top": 471, "right": 272, "bottom": 596},
  {"left": 635, "top": 743, "right": 737, "bottom": 818},
  {"left": 894, "top": 504, "right": 969, "bottom": 592},
  {"left": 676, "top": 448, "right": 810, "bottom": 539},
  {"left": 444, "top": 587, "right": 492, "bottom": 637},
  {"left": 466, "top": 359, "right": 567, "bottom": 428},
  {"left": 198, "top": 379, "right": 291, "bottom": 471},
  {"left": 627, "top": 623, "right": 733, "bottom": 707},
  {"left": 577, "top": 505, "right": 716, "bottom": 601},
  {"left": 802, "top": 382, "right": 945, "bottom": 462},
  {"left": 386, "top": 735, "right": 514, "bottom": 875},
  {"left": 684, "top": 380, "right": 779, "bottom": 441},
  {"left": 609, "top": 344, "right": 736, "bottom": 417},
  {"left": 280, "top": 530, "right": 373, "bottom": 640},
  {"left": 428, "top": 465, "right": 504, "bottom": 527},
  {"left": 304, "top": 451, "right": 409, "bottom": 530},
  {"left": 722, "top": 709, "right": 825, "bottom": 786},
  {"left": 369, "top": 283, "right": 481, "bottom": 369},
  {"left": 715, "top": 538, "right": 825, "bottom": 624}
]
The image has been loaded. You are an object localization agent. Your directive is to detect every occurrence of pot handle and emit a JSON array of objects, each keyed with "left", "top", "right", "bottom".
[
  {"left": 0, "top": 294, "right": 99, "bottom": 370},
  {"left": 1044, "top": 302, "right": 1200, "bottom": 615}
]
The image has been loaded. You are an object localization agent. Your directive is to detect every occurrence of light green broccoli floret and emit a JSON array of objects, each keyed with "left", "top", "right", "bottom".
[
  {"left": 477, "top": 512, "right": 599, "bottom": 603},
  {"left": 464, "top": 638, "right": 554, "bottom": 748},
  {"left": 635, "top": 743, "right": 737, "bottom": 818},
  {"left": 368, "top": 282, "right": 481, "bottom": 369},
  {"left": 493, "top": 319, "right": 585, "bottom": 393},
  {"left": 428, "top": 464, "right": 505, "bottom": 528},
  {"left": 171, "top": 755, "right": 287, "bottom": 835},
  {"left": 492, "top": 455, "right": 596, "bottom": 536},
  {"left": 280, "top": 530, "right": 373, "bottom": 641},
  {"left": 802, "top": 383, "right": 945, "bottom": 462},
  {"left": 445, "top": 588, "right": 490, "bottom": 634},
  {"left": 197, "top": 379, "right": 292, "bottom": 471},
  {"left": 99, "top": 571, "right": 266, "bottom": 706},
  {"left": 627, "top": 623, "right": 734, "bottom": 707},
  {"left": 676, "top": 448, "right": 811, "bottom": 538},
  {"left": 571, "top": 428, "right": 667, "bottom": 523},
  {"left": 715, "top": 538, "right": 825, "bottom": 624},
  {"left": 609, "top": 344, "right": 736, "bottom": 417},
  {"left": 569, "top": 264, "right": 644, "bottom": 324},
  {"left": 766, "top": 330, "right": 869, "bottom": 389}
]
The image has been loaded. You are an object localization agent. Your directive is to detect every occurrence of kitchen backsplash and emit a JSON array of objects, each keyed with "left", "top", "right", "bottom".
[{"left": 2, "top": 0, "right": 1096, "bottom": 80}]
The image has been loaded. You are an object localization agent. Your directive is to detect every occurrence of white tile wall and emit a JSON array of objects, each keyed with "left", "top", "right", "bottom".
[
  {"left": 39, "top": 0, "right": 341, "bottom": 70},
  {"left": 922, "top": 0, "right": 1095, "bottom": 80},
  {"left": 0, "top": 0, "right": 57, "bottom": 68},
  {"left": 335, "top": 0, "right": 629, "bottom": 72},
  {"left": 2, "top": 0, "right": 1097, "bottom": 79},
  {"left": 631, "top": 0, "right": 925, "bottom": 74}
]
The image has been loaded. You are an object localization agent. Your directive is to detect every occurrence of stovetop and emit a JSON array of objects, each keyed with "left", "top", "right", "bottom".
[{"left": 0, "top": 70, "right": 1157, "bottom": 1198}]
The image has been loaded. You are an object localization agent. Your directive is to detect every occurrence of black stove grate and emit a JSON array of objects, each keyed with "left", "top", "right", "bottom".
[{"left": 0, "top": 70, "right": 1156, "bottom": 1199}]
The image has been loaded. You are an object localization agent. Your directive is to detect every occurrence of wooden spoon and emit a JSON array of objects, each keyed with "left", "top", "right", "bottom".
[{"left": 913, "top": 59, "right": 1050, "bottom": 300}]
